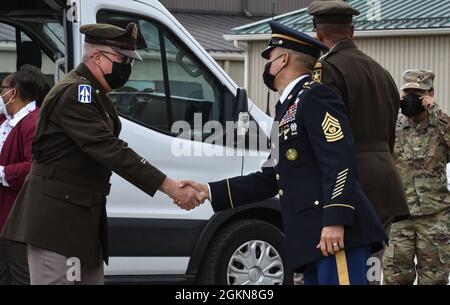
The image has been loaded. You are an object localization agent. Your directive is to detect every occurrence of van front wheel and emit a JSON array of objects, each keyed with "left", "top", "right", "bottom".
[{"left": 198, "top": 219, "right": 293, "bottom": 285}]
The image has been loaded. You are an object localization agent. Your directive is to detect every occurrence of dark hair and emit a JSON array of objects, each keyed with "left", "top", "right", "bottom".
[{"left": 7, "top": 65, "right": 50, "bottom": 107}]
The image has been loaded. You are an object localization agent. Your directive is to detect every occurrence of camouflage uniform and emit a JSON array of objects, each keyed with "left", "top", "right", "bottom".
[{"left": 383, "top": 103, "right": 450, "bottom": 285}]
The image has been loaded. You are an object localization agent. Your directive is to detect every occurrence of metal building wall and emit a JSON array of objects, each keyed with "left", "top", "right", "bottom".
[
  {"left": 355, "top": 35, "right": 450, "bottom": 113},
  {"left": 247, "top": 40, "right": 280, "bottom": 116},
  {"left": 216, "top": 59, "right": 245, "bottom": 87},
  {"left": 246, "top": 35, "right": 450, "bottom": 116}
]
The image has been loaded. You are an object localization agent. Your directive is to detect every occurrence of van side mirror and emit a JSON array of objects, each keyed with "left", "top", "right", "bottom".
[{"left": 235, "top": 88, "right": 250, "bottom": 136}]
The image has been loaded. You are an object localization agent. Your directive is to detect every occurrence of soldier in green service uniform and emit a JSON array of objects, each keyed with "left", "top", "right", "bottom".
[
  {"left": 0, "top": 23, "right": 202, "bottom": 285},
  {"left": 383, "top": 70, "right": 450, "bottom": 285},
  {"left": 307, "top": 0, "right": 409, "bottom": 229},
  {"left": 307, "top": 0, "right": 410, "bottom": 284}
]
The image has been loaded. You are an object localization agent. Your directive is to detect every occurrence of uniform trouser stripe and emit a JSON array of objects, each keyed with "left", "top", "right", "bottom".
[{"left": 335, "top": 251, "right": 350, "bottom": 285}]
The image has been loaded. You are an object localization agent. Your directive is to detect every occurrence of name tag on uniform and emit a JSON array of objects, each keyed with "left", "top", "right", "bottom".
[{"left": 78, "top": 85, "right": 92, "bottom": 103}]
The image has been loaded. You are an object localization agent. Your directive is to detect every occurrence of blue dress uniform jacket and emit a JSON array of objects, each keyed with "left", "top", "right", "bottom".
[{"left": 209, "top": 76, "right": 387, "bottom": 272}]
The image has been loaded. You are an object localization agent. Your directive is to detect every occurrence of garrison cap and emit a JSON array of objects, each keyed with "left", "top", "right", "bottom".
[
  {"left": 308, "top": 0, "right": 360, "bottom": 25},
  {"left": 401, "top": 69, "right": 435, "bottom": 91},
  {"left": 261, "top": 21, "right": 329, "bottom": 60},
  {"left": 80, "top": 22, "right": 142, "bottom": 61}
]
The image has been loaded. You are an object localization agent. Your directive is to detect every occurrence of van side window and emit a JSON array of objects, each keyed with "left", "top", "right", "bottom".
[
  {"left": 162, "top": 32, "right": 222, "bottom": 134},
  {"left": 97, "top": 11, "right": 223, "bottom": 140},
  {"left": 109, "top": 20, "right": 169, "bottom": 132},
  {"left": 0, "top": 22, "right": 62, "bottom": 86}
]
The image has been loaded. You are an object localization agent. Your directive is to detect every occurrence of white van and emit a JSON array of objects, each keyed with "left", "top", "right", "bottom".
[{"left": 0, "top": 0, "right": 292, "bottom": 285}]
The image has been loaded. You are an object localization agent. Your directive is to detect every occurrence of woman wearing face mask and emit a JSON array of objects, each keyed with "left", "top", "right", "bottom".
[
  {"left": 383, "top": 69, "right": 450, "bottom": 285},
  {"left": 0, "top": 65, "right": 48, "bottom": 285}
]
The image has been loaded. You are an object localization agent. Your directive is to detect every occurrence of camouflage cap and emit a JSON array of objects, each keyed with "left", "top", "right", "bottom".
[
  {"left": 401, "top": 69, "right": 435, "bottom": 91},
  {"left": 80, "top": 23, "right": 142, "bottom": 61},
  {"left": 307, "top": 0, "right": 360, "bottom": 24}
]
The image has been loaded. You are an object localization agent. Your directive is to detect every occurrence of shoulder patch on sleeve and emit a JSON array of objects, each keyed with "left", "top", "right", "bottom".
[
  {"left": 322, "top": 112, "right": 344, "bottom": 142},
  {"left": 78, "top": 85, "right": 92, "bottom": 103}
]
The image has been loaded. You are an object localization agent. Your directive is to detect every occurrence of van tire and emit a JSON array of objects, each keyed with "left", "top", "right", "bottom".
[{"left": 197, "top": 219, "right": 293, "bottom": 285}]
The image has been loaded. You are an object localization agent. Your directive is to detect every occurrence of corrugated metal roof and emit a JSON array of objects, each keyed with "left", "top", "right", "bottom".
[
  {"left": 0, "top": 23, "right": 15, "bottom": 42},
  {"left": 173, "top": 13, "right": 263, "bottom": 52},
  {"left": 161, "top": 0, "right": 311, "bottom": 17},
  {"left": 0, "top": 13, "right": 259, "bottom": 52},
  {"left": 233, "top": 0, "right": 450, "bottom": 35}
]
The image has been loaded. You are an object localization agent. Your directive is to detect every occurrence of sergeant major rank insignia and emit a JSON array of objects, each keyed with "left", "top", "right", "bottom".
[
  {"left": 78, "top": 85, "right": 92, "bottom": 103},
  {"left": 322, "top": 112, "right": 344, "bottom": 142}
]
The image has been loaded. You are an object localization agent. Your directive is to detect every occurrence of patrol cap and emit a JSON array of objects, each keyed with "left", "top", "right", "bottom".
[
  {"left": 401, "top": 69, "right": 435, "bottom": 91},
  {"left": 80, "top": 22, "right": 142, "bottom": 61},
  {"left": 261, "top": 21, "right": 329, "bottom": 60},
  {"left": 307, "top": 0, "right": 360, "bottom": 25}
]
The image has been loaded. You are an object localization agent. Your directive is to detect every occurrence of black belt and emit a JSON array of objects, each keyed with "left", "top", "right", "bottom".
[
  {"left": 30, "top": 163, "right": 111, "bottom": 196},
  {"left": 356, "top": 142, "right": 390, "bottom": 153}
]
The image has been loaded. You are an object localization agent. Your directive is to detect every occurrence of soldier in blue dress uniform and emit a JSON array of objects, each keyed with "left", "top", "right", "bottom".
[{"left": 180, "top": 21, "right": 388, "bottom": 285}]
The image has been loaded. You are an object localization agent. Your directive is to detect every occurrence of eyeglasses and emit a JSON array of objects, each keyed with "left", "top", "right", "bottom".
[{"left": 99, "top": 50, "right": 134, "bottom": 65}]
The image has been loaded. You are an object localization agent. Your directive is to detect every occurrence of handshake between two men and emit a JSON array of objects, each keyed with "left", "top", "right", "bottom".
[
  {"left": 159, "top": 177, "right": 209, "bottom": 211},
  {"left": 158, "top": 176, "right": 346, "bottom": 257}
]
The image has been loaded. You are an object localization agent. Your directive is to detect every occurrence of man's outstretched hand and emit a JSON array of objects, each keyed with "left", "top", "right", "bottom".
[
  {"left": 177, "top": 179, "right": 210, "bottom": 210},
  {"left": 159, "top": 177, "right": 206, "bottom": 211}
]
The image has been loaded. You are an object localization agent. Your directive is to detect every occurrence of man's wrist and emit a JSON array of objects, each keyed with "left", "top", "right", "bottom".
[{"left": 159, "top": 177, "right": 175, "bottom": 195}]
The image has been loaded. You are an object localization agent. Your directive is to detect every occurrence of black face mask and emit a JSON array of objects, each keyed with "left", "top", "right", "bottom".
[
  {"left": 263, "top": 54, "right": 285, "bottom": 92},
  {"left": 99, "top": 52, "right": 132, "bottom": 89},
  {"left": 401, "top": 93, "right": 425, "bottom": 117}
]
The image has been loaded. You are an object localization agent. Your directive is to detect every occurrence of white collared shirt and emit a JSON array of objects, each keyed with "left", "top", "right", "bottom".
[
  {"left": 279, "top": 74, "right": 309, "bottom": 105},
  {"left": 0, "top": 101, "right": 36, "bottom": 187}
]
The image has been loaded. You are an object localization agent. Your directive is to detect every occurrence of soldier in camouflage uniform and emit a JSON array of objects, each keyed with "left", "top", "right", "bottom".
[{"left": 383, "top": 70, "right": 450, "bottom": 285}]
